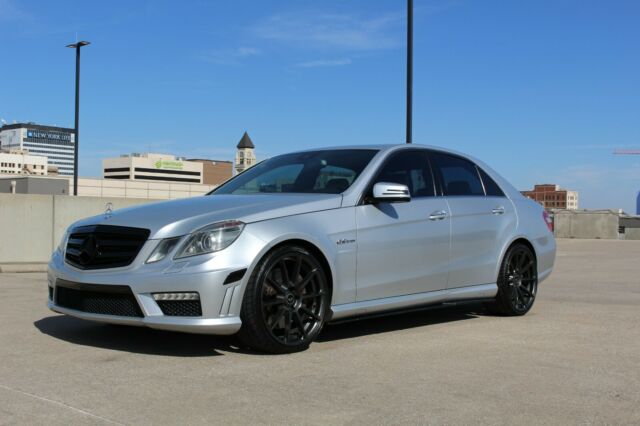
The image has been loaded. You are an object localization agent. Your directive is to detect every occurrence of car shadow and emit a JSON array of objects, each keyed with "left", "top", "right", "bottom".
[
  {"left": 34, "top": 315, "right": 233, "bottom": 357},
  {"left": 320, "top": 303, "right": 486, "bottom": 342},
  {"left": 34, "top": 303, "right": 488, "bottom": 357}
]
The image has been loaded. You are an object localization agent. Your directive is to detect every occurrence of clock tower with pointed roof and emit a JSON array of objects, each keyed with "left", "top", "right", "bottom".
[{"left": 235, "top": 131, "right": 256, "bottom": 175}]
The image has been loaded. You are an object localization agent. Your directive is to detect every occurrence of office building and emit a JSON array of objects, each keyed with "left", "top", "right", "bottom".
[
  {"left": 103, "top": 153, "right": 204, "bottom": 183},
  {"left": 188, "top": 159, "right": 233, "bottom": 185},
  {"left": 0, "top": 123, "right": 75, "bottom": 176},
  {"left": 521, "top": 184, "right": 579, "bottom": 210},
  {"left": 0, "top": 149, "right": 48, "bottom": 176}
]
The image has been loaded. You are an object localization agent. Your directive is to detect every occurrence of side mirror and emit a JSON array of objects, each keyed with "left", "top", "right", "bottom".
[{"left": 371, "top": 182, "right": 411, "bottom": 203}]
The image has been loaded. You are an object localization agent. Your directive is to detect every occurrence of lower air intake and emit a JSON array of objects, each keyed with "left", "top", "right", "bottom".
[
  {"left": 55, "top": 281, "right": 143, "bottom": 318},
  {"left": 156, "top": 300, "right": 202, "bottom": 317}
]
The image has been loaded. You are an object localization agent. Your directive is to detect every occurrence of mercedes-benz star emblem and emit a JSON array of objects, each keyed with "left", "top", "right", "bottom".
[
  {"left": 105, "top": 202, "right": 113, "bottom": 219},
  {"left": 78, "top": 235, "right": 100, "bottom": 265}
]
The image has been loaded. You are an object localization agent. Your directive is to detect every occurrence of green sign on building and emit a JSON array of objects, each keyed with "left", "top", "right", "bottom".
[{"left": 154, "top": 159, "right": 184, "bottom": 170}]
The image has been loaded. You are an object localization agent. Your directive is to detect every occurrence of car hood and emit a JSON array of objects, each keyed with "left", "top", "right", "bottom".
[{"left": 71, "top": 194, "right": 343, "bottom": 239}]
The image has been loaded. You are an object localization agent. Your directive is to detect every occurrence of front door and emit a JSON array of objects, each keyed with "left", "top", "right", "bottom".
[{"left": 355, "top": 150, "right": 451, "bottom": 301}]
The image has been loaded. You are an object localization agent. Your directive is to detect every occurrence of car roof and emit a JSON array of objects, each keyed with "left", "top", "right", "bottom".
[{"left": 290, "top": 143, "right": 467, "bottom": 156}]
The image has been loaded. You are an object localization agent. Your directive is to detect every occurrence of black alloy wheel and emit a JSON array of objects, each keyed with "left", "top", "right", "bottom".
[
  {"left": 489, "top": 243, "right": 538, "bottom": 316},
  {"left": 238, "top": 245, "right": 330, "bottom": 353}
]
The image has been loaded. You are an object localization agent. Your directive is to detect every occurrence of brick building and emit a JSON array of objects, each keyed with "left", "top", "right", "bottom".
[
  {"left": 188, "top": 159, "right": 233, "bottom": 185},
  {"left": 521, "top": 184, "right": 579, "bottom": 210}
]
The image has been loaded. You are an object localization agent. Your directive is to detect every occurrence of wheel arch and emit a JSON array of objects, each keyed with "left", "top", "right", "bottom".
[
  {"left": 495, "top": 236, "right": 538, "bottom": 282},
  {"left": 241, "top": 236, "right": 335, "bottom": 303},
  {"left": 265, "top": 238, "right": 333, "bottom": 294}
]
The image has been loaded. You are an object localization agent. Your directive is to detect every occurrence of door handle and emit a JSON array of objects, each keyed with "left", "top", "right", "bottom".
[
  {"left": 492, "top": 206, "right": 505, "bottom": 215},
  {"left": 429, "top": 210, "right": 448, "bottom": 221}
]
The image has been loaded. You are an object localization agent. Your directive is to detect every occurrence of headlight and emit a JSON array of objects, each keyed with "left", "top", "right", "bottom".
[
  {"left": 174, "top": 220, "right": 245, "bottom": 259},
  {"left": 146, "top": 237, "right": 181, "bottom": 263},
  {"left": 57, "top": 231, "right": 70, "bottom": 254}
]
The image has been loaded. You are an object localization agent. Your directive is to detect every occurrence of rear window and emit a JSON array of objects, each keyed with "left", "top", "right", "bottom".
[
  {"left": 430, "top": 152, "right": 484, "bottom": 196},
  {"left": 478, "top": 167, "right": 505, "bottom": 197}
]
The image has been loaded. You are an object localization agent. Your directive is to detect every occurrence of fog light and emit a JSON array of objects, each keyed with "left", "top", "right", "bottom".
[{"left": 152, "top": 292, "right": 200, "bottom": 301}]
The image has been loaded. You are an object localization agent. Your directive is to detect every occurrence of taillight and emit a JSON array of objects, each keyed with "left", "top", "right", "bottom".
[{"left": 542, "top": 210, "right": 553, "bottom": 232}]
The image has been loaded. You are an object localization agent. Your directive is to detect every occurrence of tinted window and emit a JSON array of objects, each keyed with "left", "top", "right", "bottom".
[
  {"left": 373, "top": 151, "right": 435, "bottom": 197},
  {"left": 212, "top": 149, "right": 377, "bottom": 195},
  {"left": 478, "top": 167, "right": 505, "bottom": 197},
  {"left": 229, "top": 164, "right": 304, "bottom": 194},
  {"left": 313, "top": 165, "right": 359, "bottom": 193},
  {"left": 430, "top": 152, "right": 484, "bottom": 196}
]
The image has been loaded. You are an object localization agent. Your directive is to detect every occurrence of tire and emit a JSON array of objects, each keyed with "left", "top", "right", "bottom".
[
  {"left": 237, "top": 245, "right": 330, "bottom": 354},
  {"left": 486, "top": 243, "right": 538, "bottom": 316}
]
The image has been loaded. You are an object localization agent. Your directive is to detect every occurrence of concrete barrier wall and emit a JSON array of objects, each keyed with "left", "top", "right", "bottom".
[
  {"left": 624, "top": 228, "right": 640, "bottom": 240},
  {"left": 72, "top": 177, "right": 216, "bottom": 200},
  {"left": 0, "top": 193, "right": 161, "bottom": 263},
  {"left": 554, "top": 211, "right": 620, "bottom": 239},
  {"left": 0, "top": 194, "right": 54, "bottom": 263}
]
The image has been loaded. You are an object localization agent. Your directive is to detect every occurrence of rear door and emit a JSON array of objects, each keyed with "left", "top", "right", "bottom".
[
  {"left": 355, "top": 150, "right": 451, "bottom": 301},
  {"left": 429, "top": 151, "right": 516, "bottom": 288}
]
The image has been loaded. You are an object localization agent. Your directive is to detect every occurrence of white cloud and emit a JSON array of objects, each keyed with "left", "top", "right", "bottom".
[
  {"left": 236, "top": 47, "right": 260, "bottom": 57},
  {"left": 551, "top": 164, "right": 640, "bottom": 188},
  {"left": 555, "top": 143, "right": 640, "bottom": 151},
  {"left": 199, "top": 47, "right": 260, "bottom": 66},
  {"left": 253, "top": 11, "right": 404, "bottom": 51},
  {"left": 296, "top": 58, "right": 352, "bottom": 68},
  {"left": 0, "top": 0, "right": 30, "bottom": 22}
]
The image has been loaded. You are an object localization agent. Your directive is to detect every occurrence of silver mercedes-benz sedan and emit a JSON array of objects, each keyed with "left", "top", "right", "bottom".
[{"left": 48, "top": 144, "right": 555, "bottom": 353}]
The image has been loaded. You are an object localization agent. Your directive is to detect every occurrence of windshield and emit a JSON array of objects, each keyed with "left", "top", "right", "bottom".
[{"left": 211, "top": 149, "right": 378, "bottom": 195}]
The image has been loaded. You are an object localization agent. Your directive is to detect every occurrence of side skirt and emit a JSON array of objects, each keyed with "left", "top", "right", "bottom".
[{"left": 328, "top": 283, "right": 497, "bottom": 323}]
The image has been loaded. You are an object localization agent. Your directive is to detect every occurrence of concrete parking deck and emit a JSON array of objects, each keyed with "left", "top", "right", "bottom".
[{"left": 0, "top": 239, "right": 639, "bottom": 425}]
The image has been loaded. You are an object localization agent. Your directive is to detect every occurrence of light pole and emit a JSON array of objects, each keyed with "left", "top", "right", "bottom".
[
  {"left": 66, "top": 40, "right": 90, "bottom": 195},
  {"left": 406, "top": 0, "right": 413, "bottom": 144}
]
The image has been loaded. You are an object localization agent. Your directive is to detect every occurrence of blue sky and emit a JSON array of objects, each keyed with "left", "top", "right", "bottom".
[{"left": 1, "top": 0, "right": 639, "bottom": 212}]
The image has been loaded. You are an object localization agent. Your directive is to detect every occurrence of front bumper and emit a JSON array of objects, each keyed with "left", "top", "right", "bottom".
[
  {"left": 47, "top": 302, "right": 242, "bottom": 334},
  {"left": 46, "top": 238, "right": 258, "bottom": 335}
]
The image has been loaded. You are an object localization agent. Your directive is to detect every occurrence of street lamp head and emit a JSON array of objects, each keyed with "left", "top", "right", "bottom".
[{"left": 66, "top": 41, "right": 91, "bottom": 48}]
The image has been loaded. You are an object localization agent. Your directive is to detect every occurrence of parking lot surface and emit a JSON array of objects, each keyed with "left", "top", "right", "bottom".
[{"left": 1, "top": 239, "right": 639, "bottom": 425}]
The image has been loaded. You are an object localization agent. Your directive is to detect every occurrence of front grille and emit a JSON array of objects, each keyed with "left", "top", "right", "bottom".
[
  {"left": 157, "top": 300, "right": 202, "bottom": 317},
  {"left": 55, "top": 280, "right": 143, "bottom": 317},
  {"left": 65, "top": 225, "right": 150, "bottom": 270}
]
